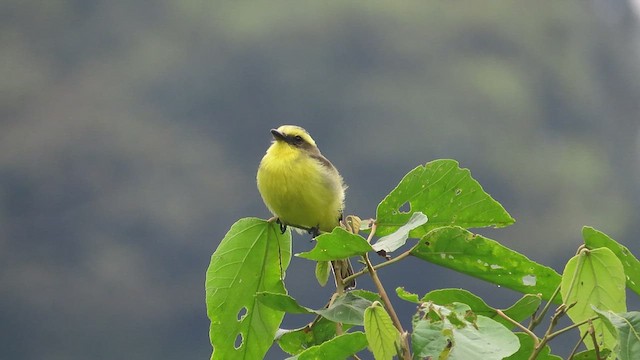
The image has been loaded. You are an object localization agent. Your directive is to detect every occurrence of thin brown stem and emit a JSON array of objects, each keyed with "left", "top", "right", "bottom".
[
  {"left": 363, "top": 252, "right": 411, "bottom": 359},
  {"left": 495, "top": 310, "right": 539, "bottom": 345},
  {"left": 567, "top": 328, "right": 589, "bottom": 360},
  {"left": 528, "top": 304, "right": 566, "bottom": 360},
  {"left": 587, "top": 320, "right": 602, "bottom": 360},
  {"left": 547, "top": 316, "right": 598, "bottom": 341},
  {"left": 342, "top": 246, "right": 414, "bottom": 285},
  {"left": 361, "top": 222, "right": 411, "bottom": 360},
  {"left": 529, "top": 284, "right": 562, "bottom": 331}
]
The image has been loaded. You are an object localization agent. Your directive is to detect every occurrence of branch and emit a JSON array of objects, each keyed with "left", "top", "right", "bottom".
[
  {"left": 363, "top": 252, "right": 411, "bottom": 360},
  {"left": 495, "top": 309, "right": 539, "bottom": 346},
  {"left": 587, "top": 320, "right": 602, "bottom": 360},
  {"left": 567, "top": 328, "right": 589, "bottom": 360},
  {"left": 529, "top": 283, "right": 562, "bottom": 331},
  {"left": 361, "top": 222, "right": 412, "bottom": 360},
  {"left": 342, "top": 246, "right": 414, "bottom": 285}
]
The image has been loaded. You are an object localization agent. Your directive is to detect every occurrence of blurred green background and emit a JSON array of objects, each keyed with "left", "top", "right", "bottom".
[{"left": 2, "top": 1, "right": 640, "bottom": 359}]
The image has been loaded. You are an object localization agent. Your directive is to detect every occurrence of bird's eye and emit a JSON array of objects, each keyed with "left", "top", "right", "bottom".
[{"left": 294, "top": 135, "right": 303, "bottom": 144}]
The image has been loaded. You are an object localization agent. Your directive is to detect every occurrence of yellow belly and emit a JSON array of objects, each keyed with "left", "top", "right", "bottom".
[{"left": 257, "top": 149, "right": 343, "bottom": 233}]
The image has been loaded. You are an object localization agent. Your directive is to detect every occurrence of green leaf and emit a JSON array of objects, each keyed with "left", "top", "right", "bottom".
[
  {"left": 395, "top": 287, "right": 420, "bottom": 303},
  {"left": 206, "top": 218, "right": 291, "bottom": 360},
  {"left": 376, "top": 159, "right": 514, "bottom": 237},
  {"left": 411, "top": 226, "right": 561, "bottom": 301},
  {"left": 371, "top": 212, "right": 427, "bottom": 253},
  {"left": 364, "top": 302, "right": 400, "bottom": 360},
  {"left": 572, "top": 348, "right": 612, "bottom": 359},
  {"left": 315, "top": 261, "right": 330, "bottom": 287},
  {"left": 276, "top": 317, "right": 352, "bottom": 355},
  {"left": 561, "top": 247, "right": 627, "bottom": 351},
  {"left": 286, "top": 332, "right": 368, "bottom": 360},
  {"left": 583, "top": 226, "right": 640, "bottom": 297},
  {"left": 422, "top": 288, "right": 495, "bottom": 315},
  {"left": 350, "top": 289, "right": 382, "bottom": 303},
  {"left": 296, "top": 227, "right": 373, "bottom": 261},
  {"left": 421, "top": 289, "right": 540, "bottom": 330},
  {"left": 411, "top": 302, "right": 520, "bottom": 360},
  {"left": 316, "top": 293, "right": 373, "bottom": 326},
  {"left": 411, "top": 312, "right": 450, "bottom": 358},
  {"left": 594, "top": 309, "right": 640, "bottom": 360},
  {"left": 255, "top": 292, "right": 312, "bottom": 314},
  {"left": 502, "top": 294, "right": 542, "bottom": 327},
  {"left": 503, "top": 333, "right": 561, "bottom": 360},
  {"left": 257, "top": 291, "right": 378, "bottom": 328}
]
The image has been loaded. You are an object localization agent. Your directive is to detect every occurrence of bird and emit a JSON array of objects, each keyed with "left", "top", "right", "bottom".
[{"left": 256, "top": 125, "right": 355, "bottom": 289}]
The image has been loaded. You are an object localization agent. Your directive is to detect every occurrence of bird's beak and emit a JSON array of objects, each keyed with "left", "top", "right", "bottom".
[{"left": 270, "top": 129, "right": 286, "bottom": 141}]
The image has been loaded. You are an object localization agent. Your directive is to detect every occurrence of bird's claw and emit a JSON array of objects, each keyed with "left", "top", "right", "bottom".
[
  {"left": 308, "top": 226, "right": 320, "bottom": 238},
  {"left": 275, "top": 218, "right": 287, "bottom": 234}
]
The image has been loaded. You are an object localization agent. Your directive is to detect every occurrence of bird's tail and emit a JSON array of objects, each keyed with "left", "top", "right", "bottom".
[{"left": 332, "top": 258, "right": 356, "bottom": 290}]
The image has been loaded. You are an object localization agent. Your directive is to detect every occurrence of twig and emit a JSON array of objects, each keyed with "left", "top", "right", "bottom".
[
  {"left": 528, "top": 304, "right": 567, "bottom": 360},
  {"left": 547, "top": 316, "right": 598, "bottom": 340},
  {"left": 587, "top": 320, "right": 602, "bottom": 360},
  {"left": 529, "top": 284, "right": 562, "bottom": 331},
  {"left": 567, "top": 328, "right": 589, "bottom": 360},
  {"left": 363, "top": 252, "right": 411, "bottom": 360},
  {"left": 342, "top": 246, "right": 414, "bottom": 285},
  {"left": 362, "top": 223, "right": 412, "bottom": 360},
  {"left": 495, "top": 310, "right": 539, "bottom": 345}
]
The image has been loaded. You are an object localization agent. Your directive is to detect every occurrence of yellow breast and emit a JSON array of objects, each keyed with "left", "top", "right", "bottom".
[{"left": 257, "top": 142, "right": 344, "bottom": 233}]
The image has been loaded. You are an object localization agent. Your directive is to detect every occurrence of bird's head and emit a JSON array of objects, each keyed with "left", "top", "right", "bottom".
[{"left": 270, "top": 125, "right": 318, "bottom": 149}]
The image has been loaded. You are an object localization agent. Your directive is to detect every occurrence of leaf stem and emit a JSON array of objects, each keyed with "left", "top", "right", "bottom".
[
  {"left": 587, "top": 320, "right": 602, "bottom": 360},
  {"left": 546, "top": 316, "right": 598, "bottom": 341},
  {"left": 362, "top": 223, "right": 412, "bottom": 360},
  {"left": 529, "top": 283, "right": 562, "bottom": 331},
  {"left": 562, "top": 248, "right": 588, "bottom": 309},
  {"left": 342, "top": 246, "right": 414, "bottom": 285},
  {"left": 495, "top": 310, "right": 539, "bottom": 345},
  {"left": 567, "top": 327, "right": 589, "bottom": 360}
]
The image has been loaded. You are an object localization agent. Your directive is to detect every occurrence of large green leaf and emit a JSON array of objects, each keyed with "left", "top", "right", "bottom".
[
  {"left": 364, "top": 302, "right": 399, "bottom": 360},
  {"left": 296, "top": 227, "right": 372, "bottom": 261},
  {"left": 286, "top": 332, "right": 368, "bottom": 360},
  {"left": 561, "top": 247, "right": 626, "bottom": 351},
  {"left": 411, "top": 226, "right": 561, "bottom": 301},
  {"left": 376, "top": 159, "right": 514, "bottom": 237},
  {"left": 594, "top": 309, "right": 640, "bottom": 360},
  {"left": 583, "top": 226, "right": 640, "bottom": 296},
  {"left": 421, "top": 288, "right": 541, "bottom": 330},
  {"left": 412, "top": 302, "right": 519, "bottom": 360},
  {"left": 206, "top": 218, "right": 292, "bottom": 360},
  {"left": 316, "top": 293, "right": 372, "bottom": 326}
]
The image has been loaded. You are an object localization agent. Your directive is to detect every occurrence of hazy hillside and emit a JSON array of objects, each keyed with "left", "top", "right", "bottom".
[{"left": 2, "top": 1, "right": 639, "bottom": 359}]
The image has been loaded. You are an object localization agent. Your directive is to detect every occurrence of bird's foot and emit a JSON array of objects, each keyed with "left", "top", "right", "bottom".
[
  {"left": 275, "top": 218, "right": 287, "bottom": 234},
  {"left": 308, "top": 225, "right": 321, "bottom": 238}
]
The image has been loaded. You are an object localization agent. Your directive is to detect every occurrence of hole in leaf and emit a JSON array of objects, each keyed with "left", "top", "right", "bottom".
[
  {"left": 455, "top": 188, "right": 462, "bottom": 195},
  {"left": 237, "top": 307, "right": 248, "bottom": 322},
  {"left": 399, "top": 201, "right": 410, "bottom": 213},
  {"left": 234, "top": 333, "right": 244, "bottom": 349}
]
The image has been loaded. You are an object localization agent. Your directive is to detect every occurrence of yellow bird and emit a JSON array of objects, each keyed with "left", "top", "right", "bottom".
[{"left": 257, "top": 125, "right": 355, "bottom": 289}]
